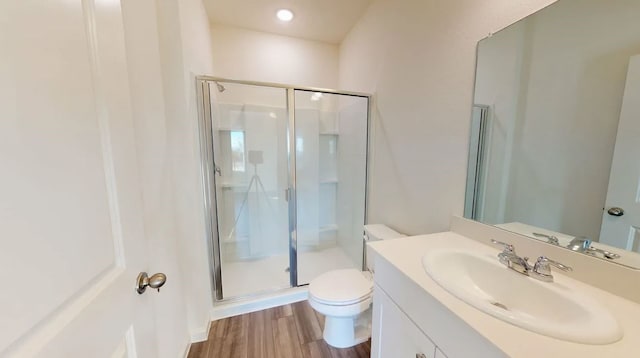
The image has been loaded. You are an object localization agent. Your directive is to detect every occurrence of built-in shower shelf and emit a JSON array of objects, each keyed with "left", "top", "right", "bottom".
[
  {"left": 218, "top": 181, "right": 249, "bottom": 189},
  {"left": 222, "top": 235, "right": 249, "bottom": 243},
  {"left": 319, "top": 131, "right": 339, "bottom": 136},
  {"left": 320, "top": 178, "right": 338, "bottom": 184},
  {"left": 319, "top": 225, "right": 338, "bottom": 233}
]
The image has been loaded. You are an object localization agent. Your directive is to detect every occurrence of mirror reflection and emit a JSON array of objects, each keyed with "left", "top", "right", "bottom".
[{"left": 465, "top": 0, "right": 640, "bottom": 268}]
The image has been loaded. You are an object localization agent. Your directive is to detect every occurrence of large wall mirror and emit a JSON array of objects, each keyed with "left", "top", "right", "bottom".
[{"left": 465, "top": 0, "right": 640, "bottom": 268}]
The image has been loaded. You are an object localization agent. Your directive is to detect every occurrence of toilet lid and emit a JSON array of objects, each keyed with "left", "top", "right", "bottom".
[{"left": 309, "top": 269, "right": 373, "bottom": 305}]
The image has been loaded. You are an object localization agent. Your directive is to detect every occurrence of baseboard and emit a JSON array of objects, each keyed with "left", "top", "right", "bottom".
[
  {"left": 182, "top": 333, "right": 195, "bottom": 358},
  {"left": 182, "top": 342, "right": 190, "bottom": 358},
  {"left": 189, "top": 320, "right": 212, "bottom": 343},
  {"left": 210, "top": 286, "right": 308, "bottom": 321},
  {"left": 183, "top": 320, "right": 211, "bottom": 357}
]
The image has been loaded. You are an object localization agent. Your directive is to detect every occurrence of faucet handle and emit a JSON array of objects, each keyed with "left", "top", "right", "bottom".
[
  {"left": 532, "top": 232, "right": 560, "bottom": 245},
  {"left": 533, "top": 256, "right": 572, "bottom": 280},
  {"left": 491, "top": 239, "right": 514, "bottom": 253}
]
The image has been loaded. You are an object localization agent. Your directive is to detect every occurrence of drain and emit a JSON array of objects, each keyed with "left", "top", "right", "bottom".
[{"left": 491, "top": 302, "right": 509, "bottom": 310}]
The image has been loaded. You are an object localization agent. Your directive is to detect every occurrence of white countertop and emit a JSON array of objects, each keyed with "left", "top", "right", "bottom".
[{"left": 368, "top": 231, "right": 640, "bottom": 357}]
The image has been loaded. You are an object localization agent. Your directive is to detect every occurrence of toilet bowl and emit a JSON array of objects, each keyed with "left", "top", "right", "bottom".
[{"left": 308, "top": 224, "right": 405, "bottom": 348}]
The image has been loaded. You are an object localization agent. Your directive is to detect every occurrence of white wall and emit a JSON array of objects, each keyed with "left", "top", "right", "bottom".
[
  {"left": 210, "top": 24, "right": 339, "bottom": 88},
  {"left": 339, "top": 0, "right": 557, "bottom": 235}
]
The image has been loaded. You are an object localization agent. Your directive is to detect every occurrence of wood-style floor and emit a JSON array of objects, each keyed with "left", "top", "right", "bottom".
[{"left": 187, "top": 301, "right": 371, "bottom": 358}]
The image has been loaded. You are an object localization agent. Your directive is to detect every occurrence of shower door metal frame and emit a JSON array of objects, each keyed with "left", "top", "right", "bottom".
[
  {"left": 286, "top": 88, "right": 298, "bottom": 287},
  {"left": 464, "top": 105, "right": 489, "bottom": 220},
  {"left": 196, "top": 76, "right": 372, "bottom": 302}
]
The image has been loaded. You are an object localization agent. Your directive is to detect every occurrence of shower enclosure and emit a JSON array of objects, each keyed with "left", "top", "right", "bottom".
[{"left": 197, "top": 77, "right": 371, "bottom": 300}]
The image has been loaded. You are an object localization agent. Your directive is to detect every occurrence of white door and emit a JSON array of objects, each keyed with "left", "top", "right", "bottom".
[
  {"left": 1, "top": 1, "right": 159, "bottom": 356},
  {"left": 600, "top": 55, "right": 640, "bottom": 253}
]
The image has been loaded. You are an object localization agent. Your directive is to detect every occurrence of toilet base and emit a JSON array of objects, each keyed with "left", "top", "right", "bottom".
[{"left": 322, "top": 308, "right": 371, "bottom": 348}]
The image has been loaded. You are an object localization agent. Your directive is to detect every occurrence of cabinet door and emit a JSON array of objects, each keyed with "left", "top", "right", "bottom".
[{"left": 372, "top": 285, "right": 436, "bottom": 358}]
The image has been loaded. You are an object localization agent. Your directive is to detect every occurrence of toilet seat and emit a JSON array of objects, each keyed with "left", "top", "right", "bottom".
[
  {"left": 309, "top": 269, "right": 373, "bottom": 306},
  {"left": 310, "top": 292, "right": 372, "bottom": 307}
]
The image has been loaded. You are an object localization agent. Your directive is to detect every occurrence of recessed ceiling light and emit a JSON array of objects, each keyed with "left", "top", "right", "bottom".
[{"left": 276, "top": 9, "right": 294, "bottom": 22}]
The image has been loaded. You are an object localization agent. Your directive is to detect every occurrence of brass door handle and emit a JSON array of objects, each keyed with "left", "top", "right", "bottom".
[{"left": 136, "top": 272, "right": 167, "bottom": 294}]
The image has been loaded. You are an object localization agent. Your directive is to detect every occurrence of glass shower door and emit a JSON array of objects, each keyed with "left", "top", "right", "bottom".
[
  {"left": 208, "top": 81, "right": 291, "bottom": 298},
  {"left": 199, "top": 78, "right": 371, "bottom": 300},
  {"left": 294, "top": 90, "right": 369, "bottom": 285}
]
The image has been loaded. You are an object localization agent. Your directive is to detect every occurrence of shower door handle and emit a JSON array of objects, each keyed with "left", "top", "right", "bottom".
[{"left": 284, "top": 188, "right": 295, "bottom": 202}]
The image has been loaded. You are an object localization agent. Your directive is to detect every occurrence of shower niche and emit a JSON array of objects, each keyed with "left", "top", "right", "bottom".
[{"left": 198, "top": 78, "right": 370, "bottom": 300}]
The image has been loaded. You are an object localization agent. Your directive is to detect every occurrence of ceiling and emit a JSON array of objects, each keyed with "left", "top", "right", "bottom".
[{"left": 203, "top": 0, "right": 373, "bottom": 44}]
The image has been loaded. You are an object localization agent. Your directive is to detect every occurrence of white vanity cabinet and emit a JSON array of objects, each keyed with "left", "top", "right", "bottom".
[
  {"left": 369, "top": 245, "right": 507, "bottom": 358},
  {"left": 371, "top": 285, "right": 439, "bottom": 358},
  {"left": 368, "top": 229, "right": 640, "bottom": 358}
]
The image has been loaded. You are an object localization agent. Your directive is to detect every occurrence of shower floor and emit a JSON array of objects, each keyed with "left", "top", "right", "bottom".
[{"left": 221, "top": 246, "right": 357, "bottom": 299}]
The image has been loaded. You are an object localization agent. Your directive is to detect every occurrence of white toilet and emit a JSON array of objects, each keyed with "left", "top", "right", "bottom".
[{"left": 308, "top": 224, "right": 405, "bottom": 348}]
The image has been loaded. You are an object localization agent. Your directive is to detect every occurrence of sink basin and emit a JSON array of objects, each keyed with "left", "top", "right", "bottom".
[{"left": 422, "top": 249, "right": 623, "bottom": 344}]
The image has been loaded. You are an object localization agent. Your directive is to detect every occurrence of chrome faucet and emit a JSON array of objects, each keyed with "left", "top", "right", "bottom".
[
  {"left": 491, "top": 240, "right": 572, "bottom": 282},
  {"left": 566, "top": 236, "right": 621, "bottom": 260},
  {"left": 567, "top": 236, "right": 592, "bottom": 252},
  {"left": 530, "top": 257, "right": 572, "bottom": 282},
  {"left": 491, "top": 240, "right": 530, "bottom": 274}
]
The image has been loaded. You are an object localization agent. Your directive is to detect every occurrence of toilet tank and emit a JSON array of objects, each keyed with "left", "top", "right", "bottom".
[{"left": 364, "top": 224, "right": 405, "bottom": 272}]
